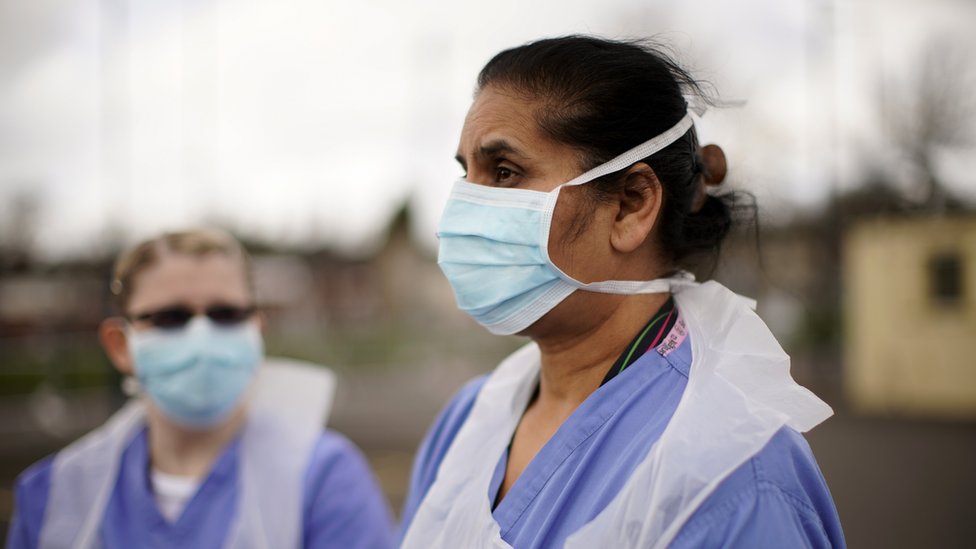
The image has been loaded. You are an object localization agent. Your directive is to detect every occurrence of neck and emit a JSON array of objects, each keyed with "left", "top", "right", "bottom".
[
  {"left": 145, "top": 403, "right": 247, "bottom": 479},
  {"left": 531, "top": 292, "right": 669, "bottom": 413}
]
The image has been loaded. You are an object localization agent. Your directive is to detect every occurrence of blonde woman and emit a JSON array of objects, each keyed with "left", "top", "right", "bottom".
[{"left": 9, "top": 229, "right": 394, "bottom": 548}]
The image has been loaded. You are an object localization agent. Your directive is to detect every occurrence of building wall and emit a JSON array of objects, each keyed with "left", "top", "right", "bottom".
[{"left": 844, "top": 216, "right": 976, "bottom": 418}]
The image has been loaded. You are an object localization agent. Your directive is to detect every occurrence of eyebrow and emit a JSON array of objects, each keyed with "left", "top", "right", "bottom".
[{"left": 455, "top": 140, "right": 527, "bottom": 170}]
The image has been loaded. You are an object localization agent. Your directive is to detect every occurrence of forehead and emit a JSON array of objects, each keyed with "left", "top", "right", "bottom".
[
  {"left": 126, "top": 253, "right": 250, "bottom": 313},
  {"left": 458, "top": 86, "right": 567, "bottom": 159}
]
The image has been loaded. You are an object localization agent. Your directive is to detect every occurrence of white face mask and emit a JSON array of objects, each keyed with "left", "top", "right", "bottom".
[{"left": 437, "top": 114, "right": 696, "bottom": 335}]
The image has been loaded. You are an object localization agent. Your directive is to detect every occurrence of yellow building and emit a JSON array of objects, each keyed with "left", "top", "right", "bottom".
[{"left": 844, "top": 215, "right": 976, "bottom": 419}]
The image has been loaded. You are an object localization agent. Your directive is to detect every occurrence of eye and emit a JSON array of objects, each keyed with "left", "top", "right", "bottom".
[
  {"left": 207, "top": 305, "right": 256, "bottom": 325},
  {"left": 135, "top": 307, "right": 194, "bottom": 330},
  {"left": 495, "top": 165, "right": 519, "bottom": 185}
]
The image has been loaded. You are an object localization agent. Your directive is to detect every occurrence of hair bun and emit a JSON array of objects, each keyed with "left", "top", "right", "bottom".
[{"left": 700, "top": 144, "right": 727, "bottom": 186}]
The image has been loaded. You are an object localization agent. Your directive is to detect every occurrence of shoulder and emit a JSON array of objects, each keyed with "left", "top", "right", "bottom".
[
  {"left": 410, "top": 375, "right": 487, "bottom": 484},
  {"left": 8, "top": 455, "right": 56, "bottom": 549},
  {"left": 422, "top": 376, "right": 488, "bottom": 450},
  {"left": 14, "top": 455, "right": 55, "bottom": 502},
  {"left": 672, "top": 428, "right": 845, "bottom": 548},
  {"left": 305, "top": 430, "right": 367, "bottom": 471},
  {"left": 398, "top": 376, "right": 487, "bottom": 535},
  {"left": 303, "top": 430, "right": 384, "bottom": 500},
  {"left": 302, "top": 430, "right": 395, "bottom": 548}
]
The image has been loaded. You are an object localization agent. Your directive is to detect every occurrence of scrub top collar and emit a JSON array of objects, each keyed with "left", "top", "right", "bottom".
[{"left": 601, "top": 297, "right": 678, "bottom": 386}]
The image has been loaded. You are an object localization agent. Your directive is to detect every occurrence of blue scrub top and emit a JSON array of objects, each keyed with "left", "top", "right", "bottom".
[
  {"left": 8, "top": 428, "right": 395, "bottom": 549},
  {"left": 401, "top": 331, "right": 846, "bottom": 548}
]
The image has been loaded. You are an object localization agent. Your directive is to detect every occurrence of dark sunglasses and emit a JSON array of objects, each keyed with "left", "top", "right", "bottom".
[{"left": 130, "top": 305, "right": 257, "bottom": 330}]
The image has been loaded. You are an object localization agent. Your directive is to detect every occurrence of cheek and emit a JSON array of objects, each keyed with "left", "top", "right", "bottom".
[{"left": 546, "top": 189, "right": 609, "bottom": 281}]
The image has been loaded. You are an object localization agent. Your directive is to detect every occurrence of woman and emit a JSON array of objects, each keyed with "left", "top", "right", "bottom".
[
  {"left": 8, "top": 229, "right": 394, "bottom": 548},
  {"left": 401, "top": 36, "right": 845, "bottom": 548}
]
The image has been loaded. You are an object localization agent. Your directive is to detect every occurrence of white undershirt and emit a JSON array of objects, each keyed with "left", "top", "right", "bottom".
[{"left": 150, "top": 469, "right": 200, "bottom": 523}]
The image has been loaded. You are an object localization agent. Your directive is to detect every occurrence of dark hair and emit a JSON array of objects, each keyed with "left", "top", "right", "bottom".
[{"left": 477, "top": 35, "right": 735, "bottom": 266}]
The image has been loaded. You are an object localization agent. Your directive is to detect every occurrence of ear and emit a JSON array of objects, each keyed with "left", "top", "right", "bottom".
[
  {"left": 609, "top": 162, "right": 663, "bottom": 254},
  {"left": 99, "top": 317, "right": 135, "bottom": 376}
]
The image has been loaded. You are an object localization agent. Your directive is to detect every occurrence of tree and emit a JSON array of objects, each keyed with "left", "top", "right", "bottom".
[
  {"left": 880, "top": 36, "right": 976, "bottom": 211},
  {"left": 0, "top": 188, "right": 41, "bottom": 272}
]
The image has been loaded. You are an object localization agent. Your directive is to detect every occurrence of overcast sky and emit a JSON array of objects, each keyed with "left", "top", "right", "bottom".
[{"left": 1, "top": 0, "right": 974, "bottom": 259}]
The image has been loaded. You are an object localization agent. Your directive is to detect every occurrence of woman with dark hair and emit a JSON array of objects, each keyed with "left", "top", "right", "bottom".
[{"left": 400, "top": 36, "right": 844, "bottom": 548}]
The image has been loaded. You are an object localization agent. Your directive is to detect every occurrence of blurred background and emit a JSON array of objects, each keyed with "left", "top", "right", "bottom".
[{"left": 1, "top": 0, "right": 975, "bottom": 546}]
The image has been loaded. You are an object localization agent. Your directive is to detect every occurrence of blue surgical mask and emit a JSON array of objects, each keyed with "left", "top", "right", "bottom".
[
  {"left": 127, "top": 316, "right": 263, "bottom": 428},
  {"left": 437, "top": 114, "right": 696, "bottom": 335}
]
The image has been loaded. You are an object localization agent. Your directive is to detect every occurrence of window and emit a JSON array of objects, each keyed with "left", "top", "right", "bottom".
[{"left": 929, "top": 252, "right": 964, "bottom": 305}]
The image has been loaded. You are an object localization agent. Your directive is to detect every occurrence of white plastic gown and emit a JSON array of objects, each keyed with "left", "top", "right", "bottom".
[
  {"left": 401, "top": 280, "right": 833, "bottom": 549},
  {"left": 37, "top": 358, "right": 336, "bottom": 549}
]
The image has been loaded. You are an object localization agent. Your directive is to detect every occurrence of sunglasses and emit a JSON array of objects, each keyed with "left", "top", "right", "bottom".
[{"left": 130, "top": 305, "right": 257, "bottom": 330}]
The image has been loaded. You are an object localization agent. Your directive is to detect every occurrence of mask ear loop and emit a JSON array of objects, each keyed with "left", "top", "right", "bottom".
[{"left": 537, "top": 114, "right": 696, "bottom": 294}]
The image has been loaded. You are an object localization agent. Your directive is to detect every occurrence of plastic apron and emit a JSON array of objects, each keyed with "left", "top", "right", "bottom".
[
  {"left": 38, "top": 358, "right": 336, "bottom": 549},
  {"left": 401, "top": 280, "right": 833, "bottom": 549}
]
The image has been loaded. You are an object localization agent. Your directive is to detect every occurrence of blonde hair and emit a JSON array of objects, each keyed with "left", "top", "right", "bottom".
[{"left": 110, "top": 229, "right": 253, "bottom": 313}]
